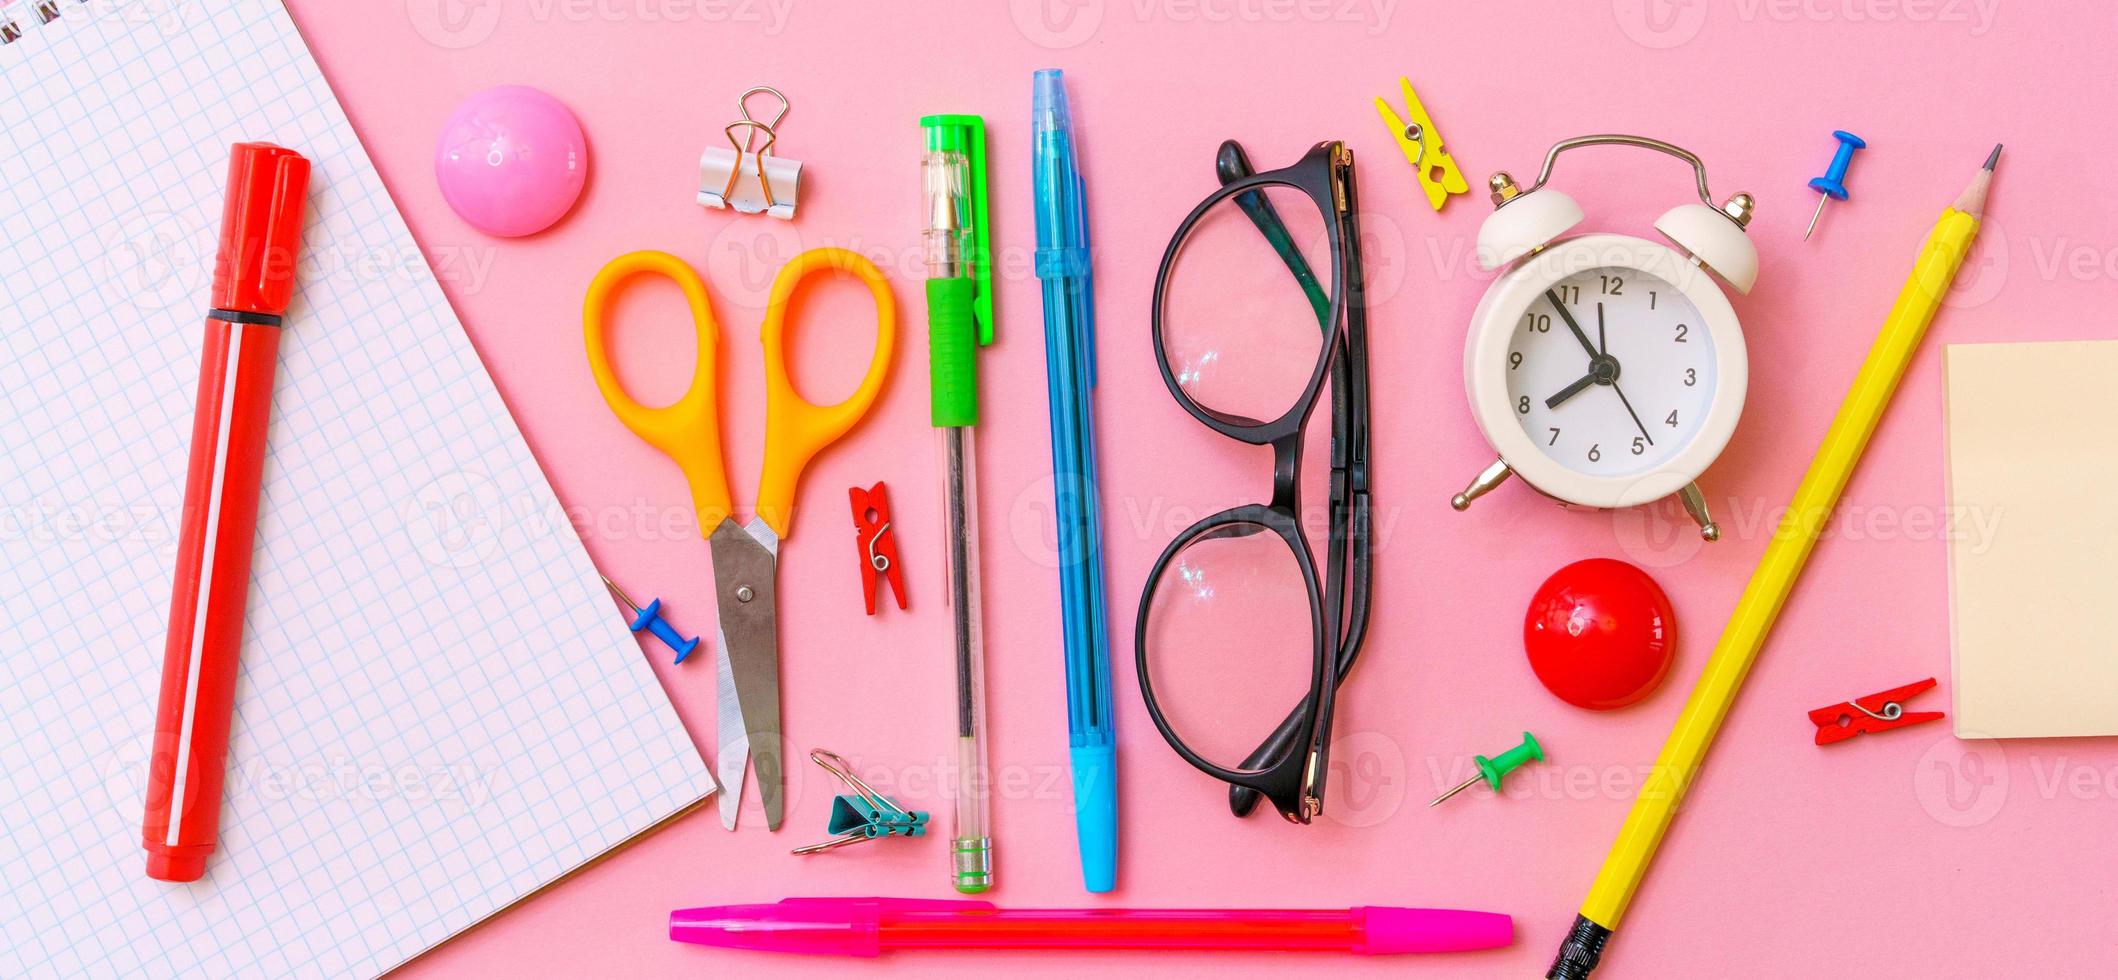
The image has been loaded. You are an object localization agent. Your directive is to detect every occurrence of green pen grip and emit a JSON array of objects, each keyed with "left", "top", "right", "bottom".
[{"left": 928, "top": 277, "right": 981, "bottom": 428}]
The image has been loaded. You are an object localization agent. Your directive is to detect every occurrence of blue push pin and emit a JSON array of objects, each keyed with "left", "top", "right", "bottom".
[
  {"left": 1805, "top": 130, "right": 1866, "bottom": 241},
  {"left": 602, "top": 575, "right": 700, "bottom": 664}
]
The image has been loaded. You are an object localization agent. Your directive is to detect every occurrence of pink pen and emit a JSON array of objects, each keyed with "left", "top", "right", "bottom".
[{"left": 669, "top": 898, "right": 1512, "bottom": 956}]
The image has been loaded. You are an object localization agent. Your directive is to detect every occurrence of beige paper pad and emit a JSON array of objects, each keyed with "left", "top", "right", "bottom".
[{"left": 1945, "top": 340, "right": 2118, "bottom": 738}]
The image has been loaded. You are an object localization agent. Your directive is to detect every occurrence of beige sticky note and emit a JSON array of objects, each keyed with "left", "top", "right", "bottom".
[{"left": 1946, "top": 340, "right": 2118, "bottom": 738}]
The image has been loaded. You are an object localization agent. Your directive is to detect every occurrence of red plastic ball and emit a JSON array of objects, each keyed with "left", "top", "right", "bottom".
[{"left": 1523, "top": 558, "right": 1677, "bottom": 710}]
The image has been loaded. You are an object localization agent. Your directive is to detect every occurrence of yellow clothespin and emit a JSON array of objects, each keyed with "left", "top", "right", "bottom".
[{"left": 1374, "top": 77, "right": 1468, "bottom": 211}]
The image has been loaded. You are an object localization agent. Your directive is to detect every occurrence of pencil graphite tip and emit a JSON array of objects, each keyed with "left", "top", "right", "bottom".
[{"left": 1953, "top": 144, "right": 2001, "bottom": 218}]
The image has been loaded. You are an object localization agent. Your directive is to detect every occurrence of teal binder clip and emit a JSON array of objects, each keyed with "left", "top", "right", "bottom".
[{"left": 790, "top": 750, "right": 929, "bottom": 854}]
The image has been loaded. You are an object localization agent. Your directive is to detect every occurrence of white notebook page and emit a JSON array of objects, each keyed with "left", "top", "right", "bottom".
[{"left": 0, "top": 2, "right": 714, "bottom": 975}]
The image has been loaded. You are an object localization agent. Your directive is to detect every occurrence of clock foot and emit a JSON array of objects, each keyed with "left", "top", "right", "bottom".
[
  {"left": 1451, "top": 459, "right": 1514, "bottom": 511},
  {"left": 1680, "top": 482, "right": 1720, "bottom": 541}
]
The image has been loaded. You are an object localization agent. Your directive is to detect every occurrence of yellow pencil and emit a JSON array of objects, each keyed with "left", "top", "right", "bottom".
[{"left": 1546, "top": 144, "right": 2002, "bottom": 979}]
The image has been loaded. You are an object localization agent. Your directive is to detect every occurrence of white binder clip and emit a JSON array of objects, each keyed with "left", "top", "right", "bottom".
[{"left": 698, "top": 86, "right": 802, "bottom": 220}]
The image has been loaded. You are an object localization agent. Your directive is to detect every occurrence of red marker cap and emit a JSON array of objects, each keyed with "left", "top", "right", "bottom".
[{"left": 210, "top": 142, "right": 311, "bottom": 316}]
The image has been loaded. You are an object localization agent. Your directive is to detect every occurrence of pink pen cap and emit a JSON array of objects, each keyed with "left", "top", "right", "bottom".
[{"left": 1356, "top": 905, "right": 1515, "bottom": 953}]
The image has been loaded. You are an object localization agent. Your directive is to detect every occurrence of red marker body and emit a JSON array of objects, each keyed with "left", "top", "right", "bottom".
[{"left": 143, "top": 143, "right": 309, "bottom": 882}]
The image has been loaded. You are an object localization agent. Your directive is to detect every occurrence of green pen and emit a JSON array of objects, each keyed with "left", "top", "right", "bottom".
[{"left": 920, "top": 114, "right": 995, "bottom": 894}]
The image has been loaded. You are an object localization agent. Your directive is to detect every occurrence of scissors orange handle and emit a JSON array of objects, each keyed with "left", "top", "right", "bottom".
[
  {"left": 756, "top": 247, "right": 896, "bottom": 538},
  {"left": 583, "top": 249, "right": 734, "bottom": 535},
  {"left": 583, "top": 247, "right": 895, "bottom": 541}
]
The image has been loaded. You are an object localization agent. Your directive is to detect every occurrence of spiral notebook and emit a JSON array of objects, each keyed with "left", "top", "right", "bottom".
[{"left": 0, "top": 2, "right": 714, "bottom": 976}]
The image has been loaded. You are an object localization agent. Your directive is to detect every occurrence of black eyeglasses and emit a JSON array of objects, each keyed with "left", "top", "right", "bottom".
[{"left": 1135, "top": 139, "right": 1373, "bottom": 823}]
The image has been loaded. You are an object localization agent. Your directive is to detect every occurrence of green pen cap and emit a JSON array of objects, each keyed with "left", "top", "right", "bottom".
[{"left": 920, "top": 114, "right": 994, "bottom": 428}]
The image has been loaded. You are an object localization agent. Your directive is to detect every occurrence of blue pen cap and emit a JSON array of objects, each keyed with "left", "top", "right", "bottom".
[
  {"left": 1032, "top": 70, "right": 1084, "bottom": 266},
  {"left": 1032, "top": 69, "right": 1096, "bottom": 382},
  {"left": 1033, "top": 68, "right": 1069, "bottom": 133}
]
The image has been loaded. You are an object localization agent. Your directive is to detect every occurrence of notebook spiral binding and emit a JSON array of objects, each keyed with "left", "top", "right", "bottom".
[{"left": 2, "top": 0, "right": 74, "bottom": 46}]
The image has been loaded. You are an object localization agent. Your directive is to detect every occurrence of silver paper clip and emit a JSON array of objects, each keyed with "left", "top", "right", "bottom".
[{"left": 697, "top": 86, "right": 802, "bottom": 220}]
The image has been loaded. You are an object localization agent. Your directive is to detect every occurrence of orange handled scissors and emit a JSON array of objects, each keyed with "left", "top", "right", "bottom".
[{"left": 584, "top": 247, "right": 895, "bottom": 831}]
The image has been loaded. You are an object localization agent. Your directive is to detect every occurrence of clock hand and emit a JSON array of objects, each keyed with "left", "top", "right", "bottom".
[
  {"left": 1612, "top": 381, "right": 1654, "bottom": 446},
  {"left": 1545, "top": 289, "right": 1601, "bottom": 362},
  {"left": 1548, "top": 300, "right": 1627, "bottom": 409},
  {"left": 1546, "top": 370, "right": 1598, "bottom": 409},
  {"left": 1548, "top": 291, "right": 1648, "bottom": 437},
  {"left": 1586, "top": 299, "right": 1652, "bottom": 445}
]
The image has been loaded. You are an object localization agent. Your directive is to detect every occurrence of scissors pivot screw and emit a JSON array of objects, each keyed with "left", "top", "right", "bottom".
[{"left": 736, "top": 585, "right": 756, "bottom": 603}]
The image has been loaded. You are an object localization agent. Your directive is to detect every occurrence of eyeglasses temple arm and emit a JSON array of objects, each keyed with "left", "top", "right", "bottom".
[{"left": 1215, "top": 140, "right": 1332, "bottom": 326}]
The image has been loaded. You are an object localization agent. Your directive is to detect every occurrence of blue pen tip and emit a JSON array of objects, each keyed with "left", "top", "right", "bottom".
[{"left": 1069, "top": 745, "right": 1117, "bottom": 892}]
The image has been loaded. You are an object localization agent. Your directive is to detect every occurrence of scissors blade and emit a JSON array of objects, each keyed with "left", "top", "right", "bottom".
[
  {"left": 713, "top": 613, "right": 747, "bottom": 830},
  {"left": 709, "top": 517, "right": 783, "bottom": 830}
]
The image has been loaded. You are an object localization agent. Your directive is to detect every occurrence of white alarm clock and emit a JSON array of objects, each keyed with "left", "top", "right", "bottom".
[{"left": 1450, "top": 135, "right": 1757, "bottom": 540}]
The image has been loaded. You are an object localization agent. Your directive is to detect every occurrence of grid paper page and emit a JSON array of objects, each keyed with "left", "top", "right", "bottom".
[{"left": 0, "top": 2, "right": 714, "bottom": 976}]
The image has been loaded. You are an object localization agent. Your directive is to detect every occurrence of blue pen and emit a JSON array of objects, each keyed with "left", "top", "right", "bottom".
[{"left": 1032, "top": 68, "right": 1116, "bottom": 893}]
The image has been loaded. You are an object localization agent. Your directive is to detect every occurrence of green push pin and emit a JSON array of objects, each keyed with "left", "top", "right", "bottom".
[{"left": 1429, "top": 732, "right": 1543, "bottom": 807}]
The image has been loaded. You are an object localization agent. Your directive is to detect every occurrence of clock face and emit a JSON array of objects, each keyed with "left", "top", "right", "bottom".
[{"left": 1503, "top": 265, "right": 1716, "bottom": 477}]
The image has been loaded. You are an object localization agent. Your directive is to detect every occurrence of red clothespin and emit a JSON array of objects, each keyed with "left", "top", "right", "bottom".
[
  {"left": 850, "top": 482, "right": 906, "bottom": 614},
  {"left": 1809, "top": 677, "right": 1944, "bottom": 745}
]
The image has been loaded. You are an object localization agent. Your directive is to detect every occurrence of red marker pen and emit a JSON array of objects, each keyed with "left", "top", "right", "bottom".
[{"left": 143, "top": 143, "right": 310, "bottom": 882}]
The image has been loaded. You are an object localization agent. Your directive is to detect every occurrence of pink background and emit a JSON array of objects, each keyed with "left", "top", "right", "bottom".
[{"left": 280, "top": 1, "right": 2118, "bottom": 976}]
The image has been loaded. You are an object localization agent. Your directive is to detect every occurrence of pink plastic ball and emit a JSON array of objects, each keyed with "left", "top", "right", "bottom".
[{"left": 435, "top": 85, "right": 587, "bottom": 237}]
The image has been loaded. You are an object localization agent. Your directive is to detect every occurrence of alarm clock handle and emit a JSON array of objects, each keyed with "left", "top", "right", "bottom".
[{"left": 1525, "top": 134, "right": 1717, "bottom": 210}]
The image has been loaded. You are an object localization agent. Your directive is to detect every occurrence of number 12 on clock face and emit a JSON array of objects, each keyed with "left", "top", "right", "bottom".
[{"left": 1504, "top": 265, "right": 1716, "bottom": 478}]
